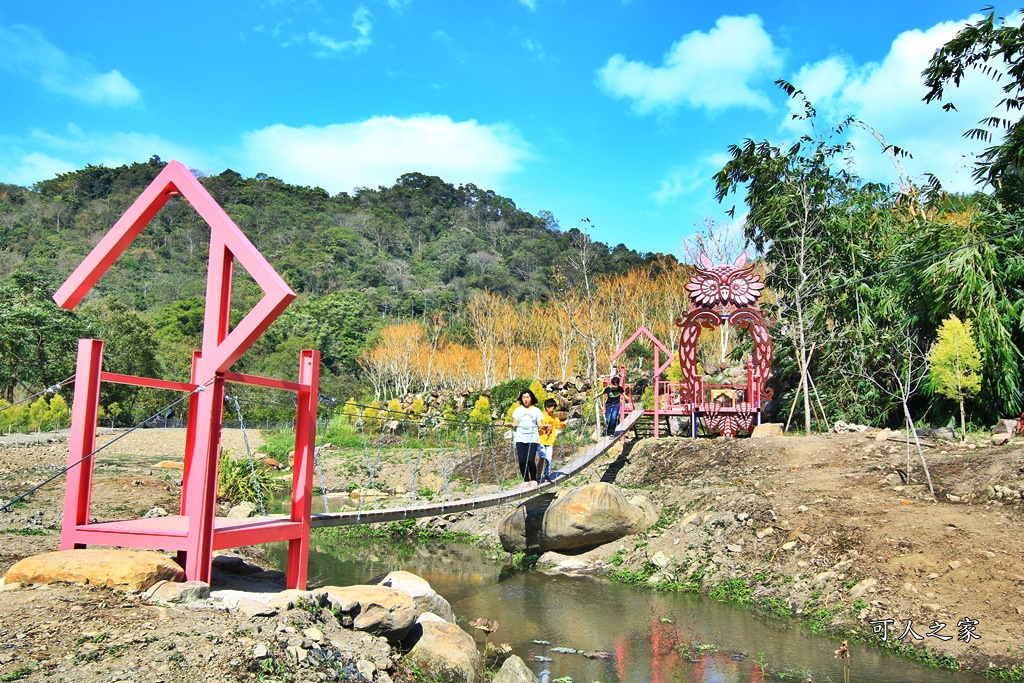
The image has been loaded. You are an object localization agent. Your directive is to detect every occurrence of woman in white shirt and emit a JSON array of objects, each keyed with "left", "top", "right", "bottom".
[{"left": 511, "top": 389, "right": 543, "bottom": 486}]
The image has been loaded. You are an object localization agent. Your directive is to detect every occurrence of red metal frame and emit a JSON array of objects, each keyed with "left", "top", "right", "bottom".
[
  {"left": 674, "top": 254, "right": 773, "bottom": 437},
  {"left": 609, "top": 326, "right": 681, "bottom": 437},
  {"left": 53, "top": 160, "right": 319, "bottom": 588}
]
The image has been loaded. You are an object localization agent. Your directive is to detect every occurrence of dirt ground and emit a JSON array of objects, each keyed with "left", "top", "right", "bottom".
[
  {"left": 569, "top": 429, "right": 1024, "bottom": 676},
  {"left": 1, "top": 427, "right": 1023, "bottom": 680}
]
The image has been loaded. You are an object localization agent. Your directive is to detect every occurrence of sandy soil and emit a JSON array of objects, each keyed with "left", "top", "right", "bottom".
[{"left": 1, "top": 427, "right": 1022, "bottom": 680}]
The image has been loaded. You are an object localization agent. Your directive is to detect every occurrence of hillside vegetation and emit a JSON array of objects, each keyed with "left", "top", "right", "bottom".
[
  {"left": 0, "top": 159, "right": 658, "bottom": 420},
  {"left": 6, "top": 12, "right": 1024, "bottom": 434}
]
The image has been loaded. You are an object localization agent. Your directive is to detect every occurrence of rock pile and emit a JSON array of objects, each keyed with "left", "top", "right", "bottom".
[
  {"left": 379, "top": 377, "right": 597, "bottom": 424},
  {"left": 1, "top": 552, "right": 482, "bottom": 683}
]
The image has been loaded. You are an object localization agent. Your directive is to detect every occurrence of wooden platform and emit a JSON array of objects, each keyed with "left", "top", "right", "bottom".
[{"left": 64, "top": 514, "right": 303, "bottom": 551}]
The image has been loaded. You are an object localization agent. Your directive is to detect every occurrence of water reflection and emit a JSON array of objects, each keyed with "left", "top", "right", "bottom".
[{"left": 270, "top": 539, "right": 985, "bottom": 683}]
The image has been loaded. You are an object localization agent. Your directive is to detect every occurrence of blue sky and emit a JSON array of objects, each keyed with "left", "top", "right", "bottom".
[{"left": 0, "top": 2, "right": 1015, "bottom": 256}]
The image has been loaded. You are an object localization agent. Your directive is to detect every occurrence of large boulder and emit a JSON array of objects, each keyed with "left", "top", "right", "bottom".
[
  {"left": 499, "top": 483, "right": 655, "bottom": 553},
  {"left": 373, "top": 570, "right": 455, "bottom": 623},
  {"left": 3, "top": 549, "right": 184, "bottom": 591},
  {"left": 403, "top": 613, "right": 481, "bottom": 683},
  {"left": 628, "top": 494, "right": 659, "bottom": 528},
  {"left": 992, "top": 419, "right": 1019, "bottom": 435},
  {"left": 750, "top": 423, "right": 784, "bottom": 437},
  {"left": 492, "top": 655, "right": 539, "bottom": 683},
  {"left": 318, "top": 584, "right": 418, "bottom": 644}
]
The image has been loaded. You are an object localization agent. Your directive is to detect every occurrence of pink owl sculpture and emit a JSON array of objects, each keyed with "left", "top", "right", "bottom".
[{"left": 675, "top": 252, "right": 773, "bottom": 437}]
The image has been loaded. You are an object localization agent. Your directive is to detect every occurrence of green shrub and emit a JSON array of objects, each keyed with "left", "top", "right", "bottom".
[
  {"left": 362, "top": 401, "right": 379, "bottom": 429},
  {"left": 387, "top": 398, "right": 403, "bottom": 419},
  {"left": 342, "top": 398, "right": 360, "bottom": 424},
  {"left": 0, "top": 394, "right": 72, "bottom": 433},
  {"left": 47, "top": 394, "right": 70, "bottom": 429},
  {"left": 258, "top": 428, "right": 296, "bottom": 459},
  {"left": 640, "top": 385, "right": 655, "bottom": 410},
  {"left": 528, "top": 379, "right": 548, "bottom": 405},
  {"left": 410, "top": 396, "right": 426, "bottom": 417},
  {"left": 323, "top": 419, "right": 370, "bottom": 448},
  {"left": 217, "top": 448, "right": 278, "bottom": 506},
  {"left": 490, "top": 379, "right": 534, "bottom": 415}
]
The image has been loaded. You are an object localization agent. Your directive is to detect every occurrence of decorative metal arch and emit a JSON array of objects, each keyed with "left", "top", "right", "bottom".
[{"left": 675, "top": 253, "right": 773, "bottom": 437}]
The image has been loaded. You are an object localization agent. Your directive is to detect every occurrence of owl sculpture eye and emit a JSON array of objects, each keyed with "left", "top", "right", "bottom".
[{"left": 728, "top": 272, "right": 764, "bottom": 307}]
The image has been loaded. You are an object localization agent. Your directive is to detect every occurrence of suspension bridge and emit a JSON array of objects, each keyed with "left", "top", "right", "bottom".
[{"left": 307, "top": 406, "right": 645, "bottom": 527}]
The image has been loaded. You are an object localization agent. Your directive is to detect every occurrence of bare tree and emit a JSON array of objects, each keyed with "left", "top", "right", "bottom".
[
  {"left": 859, "top": 325, "right": 935, "bottom": 499},
  {"left": 558, "top": 220, "right": 611, "bottom": 430}
]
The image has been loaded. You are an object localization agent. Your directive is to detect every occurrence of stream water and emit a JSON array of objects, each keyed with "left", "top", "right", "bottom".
[{"left": 270, "top": 539, "right": 987, "bottom": 683}]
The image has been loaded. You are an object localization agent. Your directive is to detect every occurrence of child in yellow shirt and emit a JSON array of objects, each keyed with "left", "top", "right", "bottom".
[{"left": 538, "top": 398, "right": 565, "bottom": 483}]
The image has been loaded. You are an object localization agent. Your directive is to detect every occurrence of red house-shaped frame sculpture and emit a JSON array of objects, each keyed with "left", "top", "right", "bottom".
[{"left": 53, "top": 160, "right": 320, "bottom": 588}]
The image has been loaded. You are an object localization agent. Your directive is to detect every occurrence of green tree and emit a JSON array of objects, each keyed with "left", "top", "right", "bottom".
[
  {"left": 906, "top": 198, "right": 1024, "bottom": 420},
  {"left": 27, "top": 396, "right": 50, "bottom": 431},
  {"left": 0, "top": 400, "right": 29, "bottom": 433},
  {"left": 927, "top": 315, "right": 983, "bottom": 440},
  {"left": 0, "top": 272, "right": 89, "bottom": 403},
  {"left": 47, "top": 394, "right": 70, "bottom": 430},
  {"left": 81, "top": 298, "right": 164, "bottom": 422},
  {"left": 922, "top": 8, "right": 1024, "bottom": 204},
  {"left": 714, "top": 83, "right": 864, "bottom": 433}
]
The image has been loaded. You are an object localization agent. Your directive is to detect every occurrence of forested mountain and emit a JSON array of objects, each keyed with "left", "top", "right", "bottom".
[
  {"left": 3, "top": 157, "right": 655, "bottom": 313},
  {"left": 0, "top": 157, "right": 661, "bottom": 414}
]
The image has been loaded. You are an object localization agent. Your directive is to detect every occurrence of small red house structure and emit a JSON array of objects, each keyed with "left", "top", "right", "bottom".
[
  {"left": 53, "top": 161, "right": 319, "bottom": 588},
  {"left": 609, "top": 255, "right": 772, "bottom": 438}
]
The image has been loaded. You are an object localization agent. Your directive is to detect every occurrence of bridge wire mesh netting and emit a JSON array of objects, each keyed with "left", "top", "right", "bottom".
[
  {"left": 0, "top": 382, "right": 638, "bottom": 524},
  {"left": 262, "top": 393, "right": 629, "bottom": 525}
]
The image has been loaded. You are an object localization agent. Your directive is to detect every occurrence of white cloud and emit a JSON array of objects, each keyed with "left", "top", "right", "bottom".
[
  {"left": 652, "top": 151, "right": 730, "bottom": 204},
  {"left": 785, "top": 15, "right": 1005, "bottom": 192},
  {"left": 596, "top": 15, "right": 783, "bottom": 114},
  {"left": 0, "top": 22, "right": 141, "bottom": 106},
  {"left": 238, "top": 115, "right": 530, "bottom": 193},
  {"left": 0, "top": 125, "right": 215, "bottom": 186},
  {"left": 0, "top": 151, "right": 75, "bottom": 187},
  {"left": 522, "top": 38, "right": 546, "bottom": 61},
  {"left": 0, "top": 115, "right": 529, "bottom": 191},
  {"left": 519, "top": 0, "right": 537, "bottom": 10},
  {"left": 307, "top": 5, "right": 373, "bottom": 55}
]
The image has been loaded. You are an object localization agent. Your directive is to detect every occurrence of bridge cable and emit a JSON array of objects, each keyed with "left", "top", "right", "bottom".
[
  {"left": 230, "top": 395, "right": 266, "bottom": 516},
  {"left": 0, "top": 379, "right": 213, "bottom": 513},
  {"left": 0, "top": 376, "right": 75, "bottom": 415}
]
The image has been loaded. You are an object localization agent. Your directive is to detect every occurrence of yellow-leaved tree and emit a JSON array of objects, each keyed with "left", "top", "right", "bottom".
[
  {"left": 469, "top": 396, "right": 492, "bottom": 425},
  {"left": 927, "top": 315, "right": 982, "bottom": 441}
]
